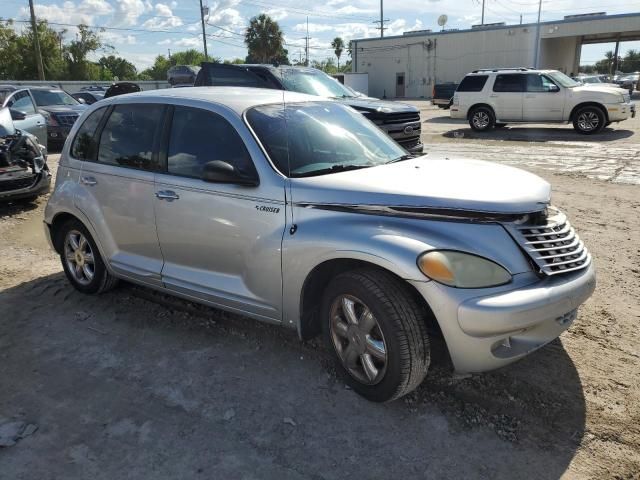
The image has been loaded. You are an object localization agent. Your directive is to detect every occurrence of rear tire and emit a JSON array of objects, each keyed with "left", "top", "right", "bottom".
[
  {"left": 468, "top": 106, "right": 495, "bottom": 131},
  {"left": 57, "top": 219, "right": 118, "bottom": 294},
  {"left": 322, "top": 269, "right": 430, "bottom": 402},
  {"left": 573, "top": 106, "right": 605, "bottom": 135}
]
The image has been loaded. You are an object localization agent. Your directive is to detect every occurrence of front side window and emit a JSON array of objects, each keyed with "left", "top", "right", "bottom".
[
  {"left": 493, "top": 74, "right": 525, "bottom": 92},
  {"left": 71, "top": 107, "right": 108, "bottom": 160},
  {"left": 457, "top": 75, "right": 488, "bottom": 92},
  {"left": 526, "top": 74, "right": 558, "bottom": 92},
  {"left": 167, "top": 106, "right": 255, "bottom": 179},
  {"left": 97, "top": 104, "right": 163, "bottom": 171},
  {"left": 246, "top": 102, "right": 407, "bottom": 178},
  {"left": 7, "top": 91, "right": 36, "bottom": 114},
  {"left": 31, "top": 89, "right": 78, "bottom": 106}
]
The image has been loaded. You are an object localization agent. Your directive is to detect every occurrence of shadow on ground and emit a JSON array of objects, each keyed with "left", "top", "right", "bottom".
[
  {"left": 0, "top": 273, "right": 586, "bottom": 479},
  {"left": 442, "top": 126, "right": 634, "bottom": 143},
  {"left": 0, "top": 198, "right": 40, "bottom": 219}
]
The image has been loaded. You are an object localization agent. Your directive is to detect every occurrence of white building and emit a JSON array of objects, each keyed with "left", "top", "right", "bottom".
[{"left": 351, "top": 12, "right": 640, "bottom": 99}]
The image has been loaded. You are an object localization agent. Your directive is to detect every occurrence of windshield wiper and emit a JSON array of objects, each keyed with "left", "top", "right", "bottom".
[
  {"left": 386, "top": 154, "right": 415, "bottom": 164},
  {"left": 294, "top": 164, "right": 371, "bottom": 178}
]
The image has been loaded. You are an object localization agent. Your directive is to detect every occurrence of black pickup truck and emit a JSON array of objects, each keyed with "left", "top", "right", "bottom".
[
  {"left": 195, "top": 63, "right": 423, "bottom": 154},
  {"left": 431, "top": 83, "right": 459, "bottom": 109}
]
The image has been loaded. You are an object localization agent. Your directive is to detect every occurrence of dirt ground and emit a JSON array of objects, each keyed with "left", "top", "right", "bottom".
[{"left": 1, "top": 107, "right": 639, "bottom": 479}]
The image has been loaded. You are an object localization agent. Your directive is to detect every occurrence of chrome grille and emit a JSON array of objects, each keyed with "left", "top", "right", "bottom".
[
  {"left": 506, "top": 208, "right": 591, "bottom": 276},
  {"left": 54, "top": 113, "right": 79, "bottom": 127}
]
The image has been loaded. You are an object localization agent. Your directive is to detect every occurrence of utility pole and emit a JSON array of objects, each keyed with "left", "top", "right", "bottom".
[
  {"left": 168, "top": 49, "right": 172, "bottom": 60},
  {"left": 305, "top": 16, "right": 309, "bottom": 67},
  {"left": 28, "top": 0, "right": 45, "bottom": 80},
  {"left": 373, "top": 1, "right": 389, "bottom": 37},
  {"left": 199, "top": 0, "right": 209, "bottom": 60},
  {"left": 612, "top": 37, "right": 620, "bottom": 75},
  {"left": 533, "top": 0, "right": 542, "bottom": 68},
  {"left": 481, "top": 0, "right": 485, "bottom": 25}
]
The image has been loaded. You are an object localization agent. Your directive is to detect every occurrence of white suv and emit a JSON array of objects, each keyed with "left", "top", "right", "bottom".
[{"left": 451, "top": 68, "right": 635, "bottom": 134}]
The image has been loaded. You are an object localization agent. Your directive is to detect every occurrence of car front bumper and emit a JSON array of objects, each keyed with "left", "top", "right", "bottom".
[
  {"left": 607, "top": 102, "right": 635, "bottom": 121},
  {"left": 0, "top": 169, "right": 51, "bottom": 202},
  {"left": 410, "top": 262, "right": 596, "bottom": 373},
  {"left": 47, "top": 126, "right": 72, "bottom": 145}
]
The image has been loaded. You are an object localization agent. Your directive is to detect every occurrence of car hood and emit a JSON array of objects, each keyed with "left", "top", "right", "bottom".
[
  {"left": 38, "top": 104, "right": 87, "bottom": 115},
  {"left": 334, "top": 96, "right": 419, "bottom": 114},
  {"left": 292, "top": 155, "right": 551, "bottom": 215},
  {"left": 573, "top": 85, "right": 627, "bottom": 95}
]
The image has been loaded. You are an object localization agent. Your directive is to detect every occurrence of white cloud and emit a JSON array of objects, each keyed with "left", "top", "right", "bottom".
[
  {"left": 101, "top": 31, "right": 137, "bottom": 45},
  {"left": 113, "top": 0, "right": 149, "bottom": 26},
  {"left": 293, "top": 23, "right": 334, "bottom": 33},
  {"left": 158, "top": 36, "right": 201, "bottom": 47},
  {"left": 142, "top": 3, "right": 183, "bottom": 29},
  {"left": 25, "top": 0, "right": 113, "bottom": 27},
  {"left": 266, "top": 8, "right": 288, "bottom": 21}
]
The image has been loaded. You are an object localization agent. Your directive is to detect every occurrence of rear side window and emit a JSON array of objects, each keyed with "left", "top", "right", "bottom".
[
  {"left": 7, "top": 91, "right": 36, "bottom": 114},
  {"left": 203, "top": 66, "right": 265, "bottom": 87},
  {"left": 167, "top": 106, "right": 255, "bottom": 179},
  {"left": 71, "top": 107, "right": 107, "bottom": 160},
  {"left": 493, "top": 74, "right": 525, "bottom": 92},
  {"left": 457, "top": 75, "right": 488, "bottom": 92},
  {"left": 97, "top": 104, "right": 163, "bottom": 171}
]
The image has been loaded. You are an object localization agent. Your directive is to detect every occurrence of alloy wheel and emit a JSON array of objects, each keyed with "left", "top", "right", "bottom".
[
  {"left": 64, "top": 229, "right": 95, "bottom": 286},
  {"left": 577, "top": 111, "right": 600, "bottom": 132},
  {"left": 472, "top": 111, "right": 490, "bottom": 129},
  {"left": 329, "top": 294, "right": 388, "bottom": 385}
]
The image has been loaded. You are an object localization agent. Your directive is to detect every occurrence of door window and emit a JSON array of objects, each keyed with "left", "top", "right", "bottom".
[
  {"left": 167, "top": 106, "right": 255, "bottom": 179},
  {"left": 493, "top": 74, "right": 525, "bottom": 92},
  {"left": 97, "top": 104, "right": 163, "bottom": 171},
  {"left": 457, "top": 75, "right": 488, "bottom": 92},
  {"left": 526, "top": 74, "right": 558, "bottom": 92},
  {"left": 70, "top": 107, "right": 108, "bottom": 160},
  {"left": 7, "top": 91, "right": 36, "bottom": 114}
]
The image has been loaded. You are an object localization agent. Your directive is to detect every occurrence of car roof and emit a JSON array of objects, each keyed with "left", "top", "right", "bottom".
[{"left": 101, "top": 86, "right": 320, "bottom": 115}]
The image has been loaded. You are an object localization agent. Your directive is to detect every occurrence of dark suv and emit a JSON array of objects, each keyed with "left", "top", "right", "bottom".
[
  {"left": 29, "top": 87, "right": 87, "bottom": 149},
  {"left": 195, "top": 63, "right": 423, "bottom": 153}
]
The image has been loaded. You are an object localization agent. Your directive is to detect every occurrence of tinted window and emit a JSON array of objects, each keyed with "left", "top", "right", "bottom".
[
  {"left": 71, "top": 107, "right": 107, "bottom": 160},
  {"left": 246, "top": 102, "right": 406, "bottom": 178},
  {"left": 493, "top": 74, "right": 525, "bottom": 92},
  {"left": 204, "top": 66, "right": 265, "bottom": 87},
  {"left": 526, "top": 74, "right": 558, "bottom": 92},
  {"left": 457, "top": 75, "right": 488, "bottom": 92},
  {"left": 31, "top": 89, "right": 78, "bottom": 106},
  {"left": 167, "top": 106, "right": 255, "bottom": 179},
  {"left": 97, "top": 104, "right": 163, "bottom": 170},
  {"left": 7, "top": 91, "right": 36, "bottom": 114}
]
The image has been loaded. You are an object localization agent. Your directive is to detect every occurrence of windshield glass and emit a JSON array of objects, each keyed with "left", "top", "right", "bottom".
[
  {"left": 246, "top": 101, "right": 407, "bottom": 177},
  {"left": 582, "top": 77, "right": 601, "bottom": 84},
  {"left": 31, "top": 89, "right": 78, "bottom": 106},
  {"left": 547, "top": 71, "right": 580, "bottom": 88},
  {"left": 278, "top": 69, "right": 354, "bottom": 98}
]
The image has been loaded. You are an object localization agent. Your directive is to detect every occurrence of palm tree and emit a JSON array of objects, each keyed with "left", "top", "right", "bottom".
[
  {"left": 244, "top": 14, "right": 285, "bottom": 64},
  {"left": 331, "top": 37, "right": 345, "bottom": 69}
]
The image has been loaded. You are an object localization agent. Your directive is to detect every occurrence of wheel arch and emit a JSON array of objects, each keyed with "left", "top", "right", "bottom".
[
  {"left": 298, "top": 258, "right": 442, "bottom": 343},
  {"left": 569, "top": 102, "right": 609, "bottom": 123}
]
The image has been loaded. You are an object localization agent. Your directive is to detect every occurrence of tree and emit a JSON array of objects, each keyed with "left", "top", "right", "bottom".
[
  {"left": 621, "top": 49, "right": 640, "bottom": 72},
  {"left": 65, "top": 24, "right": 104, "bottom": 80},
  {"left": 245, "top": 14, "right": 286, "bottom": 64},
  {"left": 140, "top": 49, "right": 216, "bottom": 81},
  {"left": 331, "top": 37, "right": 344, "bottom": 69},
  {"left": 98, "top": 55, "right": 137, "bottom": 80}
]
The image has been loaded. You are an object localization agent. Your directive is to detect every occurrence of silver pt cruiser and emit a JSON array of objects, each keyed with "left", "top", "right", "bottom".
[{"left": 44, "top": 87, "right": 596, "bottom": 402}]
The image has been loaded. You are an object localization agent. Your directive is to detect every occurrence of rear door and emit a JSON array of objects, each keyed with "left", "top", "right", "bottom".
[
  {"left": 523, "top": 73, "right": 564, "bottom": 121},
  {"left": 491, "top": 74, "right": 525, "bottom": 121},
  {"left": 153, "top": 104, "right": 286, "bottom": 321},
  {"left": 74, "top": 103, "right": 166, "bottom": 286},
  {"left": 4, "top": 90, "right": 46, "bottom": 146}
]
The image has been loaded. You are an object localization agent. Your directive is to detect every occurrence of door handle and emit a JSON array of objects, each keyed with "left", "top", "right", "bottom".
[
  {"left": 489, "top": 94, "right": 498, "bottom": 98},
  {"left": 156, "top": 190, "right": 180, "bottom": 201},
  {"left": 80, "top": 176, "right": 97, "bottom": 186}
]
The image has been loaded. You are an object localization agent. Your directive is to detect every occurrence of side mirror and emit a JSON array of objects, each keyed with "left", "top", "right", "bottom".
[
  {"left": 10, "top": 109, "right": 27, "bottom": 121},
  {"left": 202, "top": 160, "right": 259, "bottom": 186},
  {"left": 77, "top": 97, "right": 87, "bottom": 104},
  {"left": 548, "top": 84, "right": 560, "bottom": 93}
]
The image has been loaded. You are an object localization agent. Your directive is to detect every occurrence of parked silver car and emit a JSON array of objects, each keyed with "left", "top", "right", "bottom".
[
  {"left": 0, "top": 86, "right": 47, "bottom": 148},
  {"left": 44, "top": 87, "right": 596, "bottom": 402}
]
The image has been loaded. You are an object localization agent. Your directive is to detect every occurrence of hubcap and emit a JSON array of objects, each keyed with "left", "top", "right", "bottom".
[
  {"left": 577, "top": 111, "right": 599, "bottom": 131},
  {"left": 64, "top": 230, "right": 95, "bottom": 286},
  {"left": 329, "top": 295, "right": 388, "bottom": 385},
  {"left": 472, "top": 111, "right": 490, "bottom": 129}
]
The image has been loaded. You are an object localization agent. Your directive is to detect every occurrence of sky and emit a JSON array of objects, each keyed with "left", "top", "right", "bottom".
[{"left": 3, "top": 0, "right": 640, "bottom": 71}]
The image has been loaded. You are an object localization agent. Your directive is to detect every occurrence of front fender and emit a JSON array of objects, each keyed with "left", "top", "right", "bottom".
[{"left": 282, "top": 206, "right": 532, "bottom": 333}]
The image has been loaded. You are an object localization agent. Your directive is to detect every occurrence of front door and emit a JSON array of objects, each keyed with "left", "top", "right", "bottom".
[
  {"left": 396, "top": 73, "right": 405, "bottom": 97},
  {"left": 4, "top": 90, "right": 46, "bottom": 147},
  {"left": 523, "top": 73, "right": 565, "bottom": 121},
  {"left": 490, "top": 73, "right": 525, "bottom": 121},
  {"left": 154, "top": 105, "right": 286, "bottom": 322},
  {"left": 74, "top": 103, "right": 166, "bottom": 286}
]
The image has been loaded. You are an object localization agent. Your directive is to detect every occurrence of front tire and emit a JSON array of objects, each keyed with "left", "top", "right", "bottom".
[
  {"left": 573, "top": 106, "right": 605, "bottom": 134},
  {"left": 322, "top": 269, "right": 430, "bottom": 402},
  {"left": 58, "top": 219, "right": 118, "bottom": 294},
  {"left": 468, "top": 106, "right": 495, "bottom": 131}
]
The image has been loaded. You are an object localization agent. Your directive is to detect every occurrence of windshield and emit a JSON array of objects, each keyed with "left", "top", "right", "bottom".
[
  {"left": 582, "top": 77, "right": 601, "bottom": 84},
  {"left": 278, "top": 69, "right": 355, "bottom": 98},
  {"left": 31, "top": 89, "right": 78, "bottom": 106},
  {"left": 246, "top": 101, "right": 407, "bottom": 177},
  {"left": 547, "top": 71, "right": 580, "bottom": 88}
]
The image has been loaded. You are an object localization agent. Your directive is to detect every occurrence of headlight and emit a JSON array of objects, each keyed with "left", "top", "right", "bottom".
[{"left": 417, "top": 250, "right": 512, "bottom": 288}]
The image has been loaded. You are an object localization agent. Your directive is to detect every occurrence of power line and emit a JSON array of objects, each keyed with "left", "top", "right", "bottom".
[{"left": 235, "top": 0, "right": 374, "bottom": 22}]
